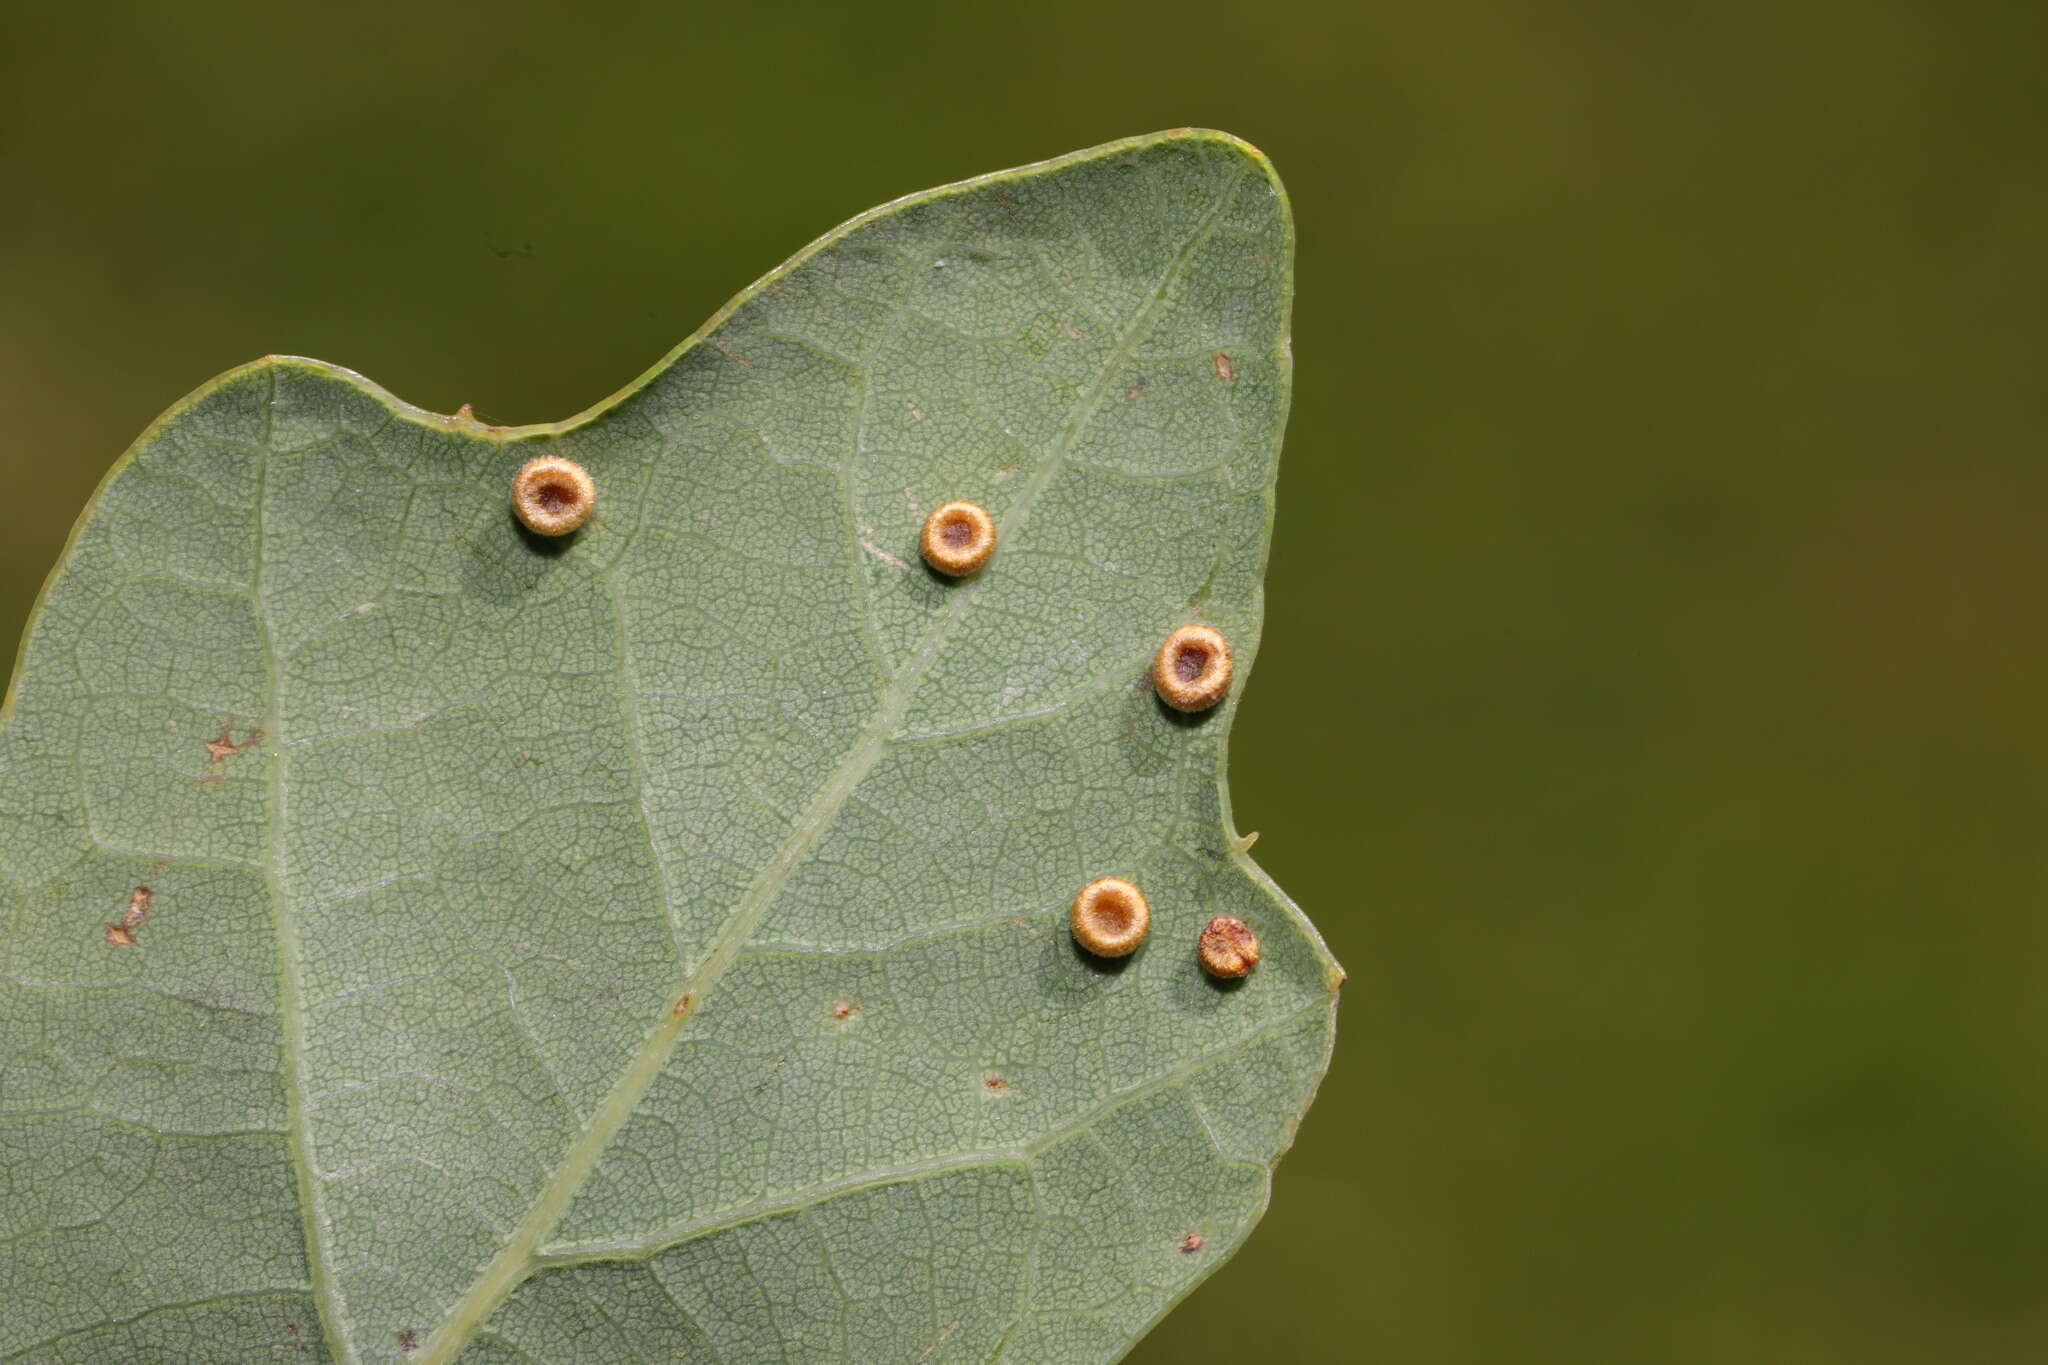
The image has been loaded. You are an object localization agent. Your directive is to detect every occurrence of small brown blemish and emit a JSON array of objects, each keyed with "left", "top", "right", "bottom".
[
  {"left": 1198, "top": 915, "right": 1261, "bottom": 979},
  {"left": 202, "top": 726, "right": 263, "bottom": 783},
  {"left": 396, "top": 1328, "right": 419, "bottom": 1353},
  {"left": 1212, "top": 351, "right": 1235, "bottom": 382},
  {"left": 919, "top": 500, "right": 996, "bottom": 576},
  {"left": 830, "top": 999, "right": 857, "bottom": 1021},
  {"left": 672, "top": 993, "right": 693, "bottom": 1017},
  {"left": 1124, "top": 380, "right": 1147, "bottom": 400},
  {"left": 1179, "top": 1231, "right": 1206, "bottom": 1254},
  {"left": 1071, "top": 876, "right": 1151, "bottom": 958},
  {"left": 1152, "top": 624, "right": 1233, "bottom": 712},
  {"left": 104, "top": 885, "right": 154, "bottom": 946},
  {"left": 512, "top": 455, "right": 596, "bottom": 536},
  {"left": 981, "top": 1072, "right": 1011, "bottom": 1096}
]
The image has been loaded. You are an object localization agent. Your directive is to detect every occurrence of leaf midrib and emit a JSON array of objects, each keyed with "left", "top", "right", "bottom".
[
  {"left": 242, "top": 155, "right": 1256, "bottom": 1364},
  {"left": 253, "top": 367, "right": 355, "bottom": 1357}
]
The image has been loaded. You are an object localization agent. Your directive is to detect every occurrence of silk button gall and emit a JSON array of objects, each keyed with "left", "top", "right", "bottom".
[
  {"left": 1070, "top": 876, "right": 1151, "bottom": 958},
  {"left": 1197, "top": 914, "right": 1261, "bottom": 979},
  {"left": 919, "top": 500, "right": 997, "bottom": 576},
  {"left": 1153, "top": 624, "right": 1233, "bottom": 712},
  {"left": 511, "top": 455, "right": 597, "bottom": 536}
]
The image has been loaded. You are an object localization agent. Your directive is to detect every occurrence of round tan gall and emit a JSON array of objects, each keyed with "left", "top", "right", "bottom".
[
  {"left": 1153, "top": 623, "right": 1233, "bottom": 711},
  {"left": 512, "top": 455, "right": 597, "bottom": 536},
  {"left": 1070, "top": 876, "right": 1151, "bottom": 958},
  {"left": 1197, "top": 914, "right": 1260, "bottom": 978},
  {"left": 920, "top": 500, "right": 997, "bottom": 575}
]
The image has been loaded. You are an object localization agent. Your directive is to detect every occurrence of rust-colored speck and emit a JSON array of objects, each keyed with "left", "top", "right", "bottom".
[
  {"left": 396, "top": 1328, "right": 420, "bottom": 1353},
  {"left": 1212, "top": 351, "right": 1235, "bottom": 382},
  {"left": 1179, "top": 1231, "right": 1206, "bottom": 1254},
  {"left": 105, "top": 885, "right": 154, "bottom": 946},
  {"left": 830, "top": 999, "right": 857, "bottom": 1021},
  {"left": 672, "top": 993, "right": 694, "bottom": 1017},
  {"left": 981, "top": 1072, "right": 1011, "bottom": 1096}
]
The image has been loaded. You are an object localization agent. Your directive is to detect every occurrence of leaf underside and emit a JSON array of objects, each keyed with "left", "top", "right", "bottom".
[{"left": 0, "top": 131, "right": 1340, "bottom": 1364}]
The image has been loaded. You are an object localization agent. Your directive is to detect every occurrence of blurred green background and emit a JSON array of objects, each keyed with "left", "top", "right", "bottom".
[{"left": 4, "top": 2, "right": 2044, "bottom": 1360}]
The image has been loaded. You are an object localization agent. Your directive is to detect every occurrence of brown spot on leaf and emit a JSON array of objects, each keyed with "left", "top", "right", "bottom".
[
  {"left": 1197, "top": 915, "right": 1262, "bottom": 979},
  {"left": 1124, "top": 379, "right": 1147, "bottom": 400},
  {"left": 1070, "top": 877, "right": 1151, "bottom": 958},
  {"left": 203, "top": 726, "right": 262, "bottom": 770},
  {"left": 981, "top": 1072, "right": 1011, "bottom": 1096},
  {"left": 511, "top": 456, "right": 596, "bottom": 537},
  {"left": 920, "top": 501, "right": 996, "bottom": 576},
  {"left": 1152, "top": 624, "right": 1233, "bottom": 712},
  {"left": 672, "top": 993, "right": 693, "bottom": 1017},
  {"left": 1179, "top": 1231, "right": 1205, "bottom": 1254},
  {"left": 1212, "top": 351, "right": 1234, "bottom": 382},
  {"left": 104, "top": 885, "right": 154, "bottom": 946},
  {"left": 830, "top": 999, "right": 857, "bottom": 1021},
  {"left": 396, "top": 1328, "right": 419, "bottom": 1353}
]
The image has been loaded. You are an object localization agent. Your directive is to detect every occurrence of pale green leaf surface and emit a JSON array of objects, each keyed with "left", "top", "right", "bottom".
[{"left": 0, "top": 131, "right": 1340, "bottom": 1364}]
